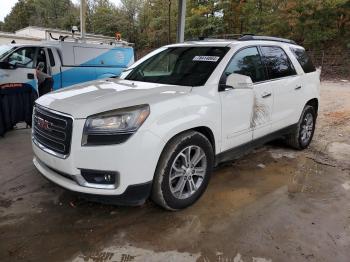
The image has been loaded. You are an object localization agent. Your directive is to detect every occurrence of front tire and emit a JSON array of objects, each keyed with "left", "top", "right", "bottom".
[
  {"left": 286, "top": 105, "right": 316, "bottom": 149},
  {"left": 151, "top": 131, "right": 214, "bottom": 211}
]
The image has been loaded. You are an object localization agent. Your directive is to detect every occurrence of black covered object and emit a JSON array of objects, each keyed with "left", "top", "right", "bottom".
[
  {"left": 38, "top": 78, "right": 53, "bottom": 97},
  {"left": 0, "top": 83, "right": 38, "bottom": 136}
]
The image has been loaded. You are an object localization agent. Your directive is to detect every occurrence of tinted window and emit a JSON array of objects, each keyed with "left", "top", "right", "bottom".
[
  {"left": 48, "top": 49, "right": 55, "bottom": 67},
  {"left": 126, "top": 47, "right": 229, "bottom": 86},
  {"left": 224, "top": 47, "right": 266, "bottom": 83},
  {"left": 290, "top": 48, "right": 316, "bottom": 73},
  {"left": 7, "top": 47, "right": 36, "bottom": 68},
  {"left": 261, "top": 46, "right": 296, "bottom": 79}
]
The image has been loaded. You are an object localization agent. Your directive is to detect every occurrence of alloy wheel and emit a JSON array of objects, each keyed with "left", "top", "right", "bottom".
[
  {"left": 300, "top": 112, "right": 314, "bottom": 144},
  {"left": 169, "top": 146, "right": 207, "bottom": 199}
]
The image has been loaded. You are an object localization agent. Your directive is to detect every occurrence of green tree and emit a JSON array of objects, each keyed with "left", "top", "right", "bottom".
[
  {"left": 33, "top": 0, "right": 76, "bottom": 29},
  {"left": 2, "top": 0, "right": 349, "bottom": 50},
  {"left": 3, "top": 0, "right": 36, "bottom": 32},
  {"left": 87, "top": 0, "right": 121, "bottom": 36},
  {"left": 185, "top": 0, "right": 224, "bottom": 39},
  {"left": 137, "top": 0, "right": 178, "bottom": 48},
  {"left": 3, "top": 0, "right": 79, "bottom": 32}
]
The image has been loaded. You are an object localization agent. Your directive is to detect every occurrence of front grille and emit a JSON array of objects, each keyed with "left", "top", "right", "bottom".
[{"left": 33, "top": 105, "right": 73, "bottom": 157}]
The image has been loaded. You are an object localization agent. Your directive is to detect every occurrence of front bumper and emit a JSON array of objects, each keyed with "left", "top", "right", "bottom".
[
  {"left": 32, "top": 118, "right": 165, "bottom": 202},
  {"left": 34, "top": 156, "right": 152, "bottom": 205}
]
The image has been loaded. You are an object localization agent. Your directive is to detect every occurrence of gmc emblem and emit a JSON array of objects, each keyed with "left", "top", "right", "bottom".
[{"left": 37, "top": 117, "right": 51, "bottom": 130}]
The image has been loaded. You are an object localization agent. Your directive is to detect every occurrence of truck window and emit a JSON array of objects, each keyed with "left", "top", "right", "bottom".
[
  {"left": 290, "top": 48, "right": 316, "bottom": 73},
  {"left": 7, "top": 47, "right": 36, "bottom": 68},
  {"left": 224, "top": 47, "right": 266, "bottom": 83},
  {"left": 260, "top": 46, "right": 296, "bottom": 80},
  {"left": 48, "top": 49, "right": 55, "bottom": 67},
  {"left": 0, "top": 46, "right": 15, "bottom": 61},
  {"left": 37, "top": 49, "right": 48, "bottom": 73}
]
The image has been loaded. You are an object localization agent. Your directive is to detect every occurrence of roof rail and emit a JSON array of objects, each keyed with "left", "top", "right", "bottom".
[
  {"left": 238, "top": 35, "right": 296, "bottom": 45},
  {"left": 197, "top": 34, "right": 254, "bottom": 41}
]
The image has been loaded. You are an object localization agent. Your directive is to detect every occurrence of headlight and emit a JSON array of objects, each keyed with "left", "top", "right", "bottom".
[{"left": 82, "top": 104, "right": 150, "bottom": 146}]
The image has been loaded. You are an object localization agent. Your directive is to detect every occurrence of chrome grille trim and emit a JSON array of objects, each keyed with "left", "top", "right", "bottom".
[
  {"left": 34, "top": 125, "right": 66, "bottom": 143},
  {"left": 32, "top": 105, "right": 73, "bottom": 159}
]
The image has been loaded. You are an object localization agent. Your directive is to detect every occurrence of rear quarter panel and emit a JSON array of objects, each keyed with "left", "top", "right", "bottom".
[{"left": 285, "top": 45, "right": 321, "bottom": 120}]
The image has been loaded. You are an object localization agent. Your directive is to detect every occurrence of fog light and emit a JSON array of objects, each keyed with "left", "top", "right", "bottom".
[
  {"left": 81, "top": 169, "right": 118, "bottom": 185},
  {"left": 104, "top": 174, "right": 112, "bottom": 182}
]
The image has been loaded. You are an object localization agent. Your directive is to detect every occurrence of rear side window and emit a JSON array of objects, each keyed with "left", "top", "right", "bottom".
[
  {"left": 290, "top": 48, "right": 316, "bottom": 73},
  {"left": 260, "top": 46, "right": 296, "bottom": 80},
  {"left": 48, "top": 49, "right": 55, "bottom": 67},
  {"left": 224, "top": 47, "right": 266, "bottom": 83}
]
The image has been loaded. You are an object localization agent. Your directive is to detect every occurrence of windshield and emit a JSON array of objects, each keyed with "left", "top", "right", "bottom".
[
  {"left": 0, "top": 45, "right": 15, "bottom": 61},
  {"left": 125, "top": 46, "right": 229, "bottom": 86}
]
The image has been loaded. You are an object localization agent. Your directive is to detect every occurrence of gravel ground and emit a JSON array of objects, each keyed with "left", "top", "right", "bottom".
[{"left": 0, "top": 81, "right": 349, "bottom": 262}]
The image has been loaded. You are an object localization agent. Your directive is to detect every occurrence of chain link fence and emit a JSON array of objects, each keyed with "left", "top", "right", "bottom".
[{"left": 307, "top": 49, "right": 350, "bottom": 80}]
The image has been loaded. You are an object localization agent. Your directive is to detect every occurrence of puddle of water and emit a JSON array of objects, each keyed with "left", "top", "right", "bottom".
[
  {"left": 268, "top": 148, "right": 296, "bottom": 159},
  {"left": 71, "top": 245, "right": 200, "bottom": 262},
  {"left": 252, "top": 258, "right": 272, "bottom": 262}
]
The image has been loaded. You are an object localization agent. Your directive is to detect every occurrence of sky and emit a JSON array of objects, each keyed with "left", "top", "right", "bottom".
[
  {"left": 0, "top": 0, "right": 18, "bottom": 22},
  {"left": 0, "top": 0, "right": 122, "bottom": 22}
]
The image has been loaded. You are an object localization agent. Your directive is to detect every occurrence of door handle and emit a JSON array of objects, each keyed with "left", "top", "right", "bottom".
[
  {"left": 261, "top": 92, "right": 271, "bottom": 98},
  {"left": 295, "top": 86, "right": 302, "bottom": 90},
  {"left": 27, "top": 73, "right": 34, "bottom": 79}
]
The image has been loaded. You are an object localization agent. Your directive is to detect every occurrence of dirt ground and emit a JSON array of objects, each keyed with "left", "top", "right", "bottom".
[{"left": 0, "top": 81, "right": 350, "bottom": 262}]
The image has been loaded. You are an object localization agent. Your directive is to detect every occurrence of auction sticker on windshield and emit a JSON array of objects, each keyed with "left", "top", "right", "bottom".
[{"left": 193, "top": 56, "right": 220, "bottom": 62}]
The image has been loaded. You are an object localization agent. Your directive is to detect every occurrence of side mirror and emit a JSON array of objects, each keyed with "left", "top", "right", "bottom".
[
  {"left": 226, "top": 73, "right": 253, "bottom": 89},
  {"left": 0, "top": 61, "right": 17, "bottom": 70}
]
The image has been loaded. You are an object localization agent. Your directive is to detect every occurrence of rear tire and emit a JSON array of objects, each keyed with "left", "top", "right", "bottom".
[
  {"left": 286, "top": 105, "right": 316, "bottom": 150},
  {"left": 151, "top": 131, "right": 214, "bottom": 211}
]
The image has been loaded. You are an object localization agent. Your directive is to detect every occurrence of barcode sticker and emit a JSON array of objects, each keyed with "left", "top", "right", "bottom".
[{"left": 193, "top": 56, "right": 220, "bottom": 62}]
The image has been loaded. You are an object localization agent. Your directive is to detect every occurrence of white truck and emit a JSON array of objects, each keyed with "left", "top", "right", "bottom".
[
  {"left": 32, "top": 36, "right": 320, "bottom": 210},
  {"left": 0, "top": 40, "right": 135, "bottom": 95}
]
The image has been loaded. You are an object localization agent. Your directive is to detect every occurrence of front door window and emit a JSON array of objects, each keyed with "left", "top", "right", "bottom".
[
  {"left": 224, "top": 47, "right": 266, "bottom": 83},
  {"left": 7, "top": 47, "right": 36, "bottom": 68}
]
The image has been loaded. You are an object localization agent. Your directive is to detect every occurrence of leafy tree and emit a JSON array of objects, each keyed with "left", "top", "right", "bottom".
[
  {"left": 186, "top": 0, "right": 224, "bottom": 39},
  {"left": 3, "top": 0, "right": 79, "bottom": 32},
  {"left": 1, "top": 0, "right": 349, "bottom": 50},
  {"left": 87, "top": 0, "right": 121, "bottom": 36},
  {"left": 137, "top": 0, "right": 178, "bottom": 48},
  {"left": 3, "top": 0, "right": 36, "bottom": 32},
  {"left": 33, "top": 0, "right": 75, "bottom": 29}
]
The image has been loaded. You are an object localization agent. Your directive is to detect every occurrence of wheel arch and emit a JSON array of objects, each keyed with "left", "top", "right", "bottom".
[
  {"left": 192, "top": 126, "right": 216, "bottom": 154},
  {"left": 160, "top": 126, "right": 216, "bottom": 159},
  {"left": 306, "top": 98, "right": 319, "bottom": 115}
]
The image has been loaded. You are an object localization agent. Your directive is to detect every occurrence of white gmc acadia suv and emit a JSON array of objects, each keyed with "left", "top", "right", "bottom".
[{"left": 32, "top": 36, "right": 320, "bottom": 210}]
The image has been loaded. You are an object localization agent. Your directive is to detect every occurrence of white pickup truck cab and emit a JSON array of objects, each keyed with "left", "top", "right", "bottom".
[
  {"left": 0, "top": 41, "right": 134, "bottom": 94},
  {"left": 32, "top": 36, "right": 320, "bottom": 210}
]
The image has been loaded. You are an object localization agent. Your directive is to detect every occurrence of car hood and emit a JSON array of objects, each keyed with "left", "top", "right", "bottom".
[{"left": 36, "top": 79, "right": 192, "bottom": 118}]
